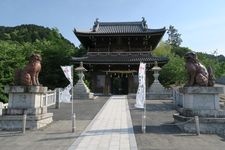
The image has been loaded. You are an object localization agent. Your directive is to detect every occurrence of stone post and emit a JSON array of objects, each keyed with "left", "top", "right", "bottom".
[
  {"left": 72, "top": 113, "right": 76, "bottom": 132},
  {"left": 55, "top": 88, "right": 60, "bottom": 109},
  {"left": 22, "top": 112, "right": 27, "bottom": 134},
  {"left": 0, "top": 102, "right": 3, "bottom": 116},
  {"left": 194, "top": 116, "right": 200, "bottom": 135}
]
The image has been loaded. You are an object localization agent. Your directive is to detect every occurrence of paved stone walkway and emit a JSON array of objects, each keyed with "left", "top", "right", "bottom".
[{"left": 68, "top": 95, "right": 137, "bottom": 150}]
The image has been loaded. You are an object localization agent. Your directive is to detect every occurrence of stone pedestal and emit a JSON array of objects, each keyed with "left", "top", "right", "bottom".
[
  {"left": 147, "top": 82, "right": 172, "bottom": 99},
  {"left": 177, "top": 87, "right": 223, "bottom": 117},
  {"left": 147, "top": 62, "right": 172, "bottom": 99},
  {"left": 173, "top": 86, "right": 225, "bottom": 134},
  {"left": 0, "top": 86, "right": 53, "bottom": 130},
  {"left": 73, "top": 80, "right": 94, "bottom": 100},
  {"left": 73, "top": 62, "right": 94, "bottom": 100}
]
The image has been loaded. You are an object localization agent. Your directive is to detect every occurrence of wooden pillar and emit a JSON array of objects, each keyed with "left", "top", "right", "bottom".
[
  {"left": 108, "top": 75, "right": 111, "bottom": 95},
  {"left": 103, "top": 74, "right": 110, "bottom": 95},
  {"left": 91, "top": 73, "right": 95, "bottom": 93},
  {"left": 103, "top": 74, "right": 107, "bottom": 95},
  {"left": 108, "top": 38, "right": 111, "bottom": 53},
  {"left": 146, "top": 69, "right": 149, "bottom": 88},
  {"left": 128, "top": 75, "right": 133, "bottom": 93},
  {"left": 128, "top": 37, "right": 130, "bottom": 51}
]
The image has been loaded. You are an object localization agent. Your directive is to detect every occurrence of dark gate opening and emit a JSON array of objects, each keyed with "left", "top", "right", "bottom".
[{"left": 111, "top": 76, "right": 128, "bottom": 95}]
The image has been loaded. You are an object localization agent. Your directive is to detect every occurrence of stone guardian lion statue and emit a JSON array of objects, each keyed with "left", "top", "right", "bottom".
[
  {"left": 14, "top": 54, "right": 42, "bottom": 86},
  {"left": 184, "top": 52, "right": 214, "bottom": 87}
]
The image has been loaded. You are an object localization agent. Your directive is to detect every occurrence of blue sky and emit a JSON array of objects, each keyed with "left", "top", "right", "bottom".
[{"left": 1, "top": 0, "right": 225, "bottom": 56}]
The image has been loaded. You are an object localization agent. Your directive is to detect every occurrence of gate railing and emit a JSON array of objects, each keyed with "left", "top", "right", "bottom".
[{"left": 42, "top": 90, "right": 56, "bottom": 107}]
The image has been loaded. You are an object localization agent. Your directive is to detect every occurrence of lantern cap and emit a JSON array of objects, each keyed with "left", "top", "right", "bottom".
[{"left": 75, "top": 62, "right": 87, "bottom": 72}]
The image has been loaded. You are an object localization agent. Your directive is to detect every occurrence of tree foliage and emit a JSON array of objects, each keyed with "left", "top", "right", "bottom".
[
  {"left": 154, "top": 42, "right": 225, "bottom": 87},
  {"left": 0, "top": 24, "right": 224, "bottom": 103},
  {"left": 171, "top": 46, "right": 191, "bottom": 57},
  {"left": 196, "top": 52, "right": 225, "bottom": 78},
  {"left": 0, "top": 25, "right": 80, "bottom": 103},
  {"left": 166, "top": 25, "right": 183, "bottom": 47},
  {"left": 0, "top": 40, "right": 31, "bottom": 103},
  {"left": 154, "top": 25, "right": 225, "bottom": 86},
  {"left": 153, "top": 42, "right": 185, "bottom": 86}
]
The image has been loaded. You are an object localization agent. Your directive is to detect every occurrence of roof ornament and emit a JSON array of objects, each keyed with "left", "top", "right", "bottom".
[
  {"left": 93, "top": 18, "right": 99, "bottom": 32},
  {"left": 73, "top": 28, "right": 76, "bottom": 33},
  {"left": 142, "top": 17, "right": 148, "bottom": 31}
]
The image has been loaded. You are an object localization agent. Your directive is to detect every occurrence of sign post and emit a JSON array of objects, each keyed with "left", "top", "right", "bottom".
[
  {"left": 135, "top": 62, "right": 146, "bottom": 133},
  {"left": 71, "top": 65, "right": 75, "bottom": 132},
  {"left": 61, "top": 65, "right": 75, "bottom": 132}
]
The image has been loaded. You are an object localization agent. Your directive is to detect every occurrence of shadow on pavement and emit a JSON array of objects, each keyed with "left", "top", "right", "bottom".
[
  {"left": 0, "top": 130, "right": 23, "bottom": 137},
  {"left": 37, "top": 135, "right": 78, "bottom": 141},
  {"left": 133, "top": 125, "right": 181, "bottom": 134}
]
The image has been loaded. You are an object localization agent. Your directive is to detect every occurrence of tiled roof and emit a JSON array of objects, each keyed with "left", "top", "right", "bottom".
[
  {"left": 94, "top": 22, "right": 150, "bottom": 33},
  {"left": 97, "top": 22, "right": 143, "bottom": 33},
  {"left": 75, "top": 18, "right": 166, "bottom": 34},
  {"left": 74, "top": 18, "right": 166, "bottom": 50},
  {"left": 72, "top": 52, "right": 168, "bottom": 64}
]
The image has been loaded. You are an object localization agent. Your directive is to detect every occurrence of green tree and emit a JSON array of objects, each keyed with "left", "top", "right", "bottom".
[
  {"left": 153, "top": 41, "right": 171, "bottom": 56},
  {"left": 0, "top": 25, "right": 79, "bottom": 103},
  {"left": 197, "top": 52, "right": 225, "bottom": 78},
  {"left": 0, "top": 40, "right": 34, "bottom": 103},
  {"left": 154, "top": 42, "right": 225, "bottom": 87},
  {"left": 171, "top": 46, "right": 191, "bottom": 57},
  {"left": 166, "top": 25, "right": 182, "bottom": 47},
  {"left": 159, "top": 54, "right": 186, "bottom": 86},
  {"left": 153, "top": 42, "right": 186, "bottom": 86},
  {"left": 35, "top": 40, "right": 77, "bottom": 89}
]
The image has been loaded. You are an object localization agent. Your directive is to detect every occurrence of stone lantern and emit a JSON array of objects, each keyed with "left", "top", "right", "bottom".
[
  {"left": 152, "top": 61, "right": 161, "bottom": 83},
  {"left": 73, "top": 62, "right": 94, "bottom": 100},
  {"left": 147, "top": 61, "right": 171, "bottom": 99},
  {"left": 75, "top": 62, "right": 87, "bottom": 81}
]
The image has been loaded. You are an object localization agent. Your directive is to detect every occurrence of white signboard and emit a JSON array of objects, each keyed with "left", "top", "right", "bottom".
[
  {"left": 61, "top": 66, "right": 73, "bottom": 83},
  {"left": 60, "top": 84, "right": 73, "bottom": 103},
  {"left": 61, "top": 66, "right": 73, "bottom": 102},
  {"left": 135, "top": 62, "right": 146, "bottom": 109}
]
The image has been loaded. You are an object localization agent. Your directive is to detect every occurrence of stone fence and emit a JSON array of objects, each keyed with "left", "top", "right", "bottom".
[
  {"left": 42, "top": 90, "right": 56, "bottom": 107},
  {"left": 0, "top": 103, "right": 8, "bottom": 116}
]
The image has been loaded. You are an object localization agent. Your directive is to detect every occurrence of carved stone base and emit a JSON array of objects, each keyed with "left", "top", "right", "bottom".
[
  {"left": 5, "top": 86, "right": 48, "bottom": 112},
  {"left": 173, "top": 86, "right": 225, "bottom": 134},
  {"left": 0, "top": 113, "right": 53, "bottom": 130},
  {"left": 147, "top": 82, "right": 172, "bottom": 100},
  {"left": 6, "top": 107, "right": 47, "bottom": 115},
  {"left": 174, "top": 113, "right": 225, "bottom": 134},
  {"left": 73, "top": 80, "right": 94, "bottom": 100},
  {"left": 0, "top": 86, "right": 53, "bottom": 130},
  {"left": 179, "top": 86, "right": 223, "bottom": 110}
]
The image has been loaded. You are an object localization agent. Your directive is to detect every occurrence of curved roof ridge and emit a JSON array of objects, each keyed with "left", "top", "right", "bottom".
[{"left": 99, "top": 21, "right": 142, "bottom": 26}]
